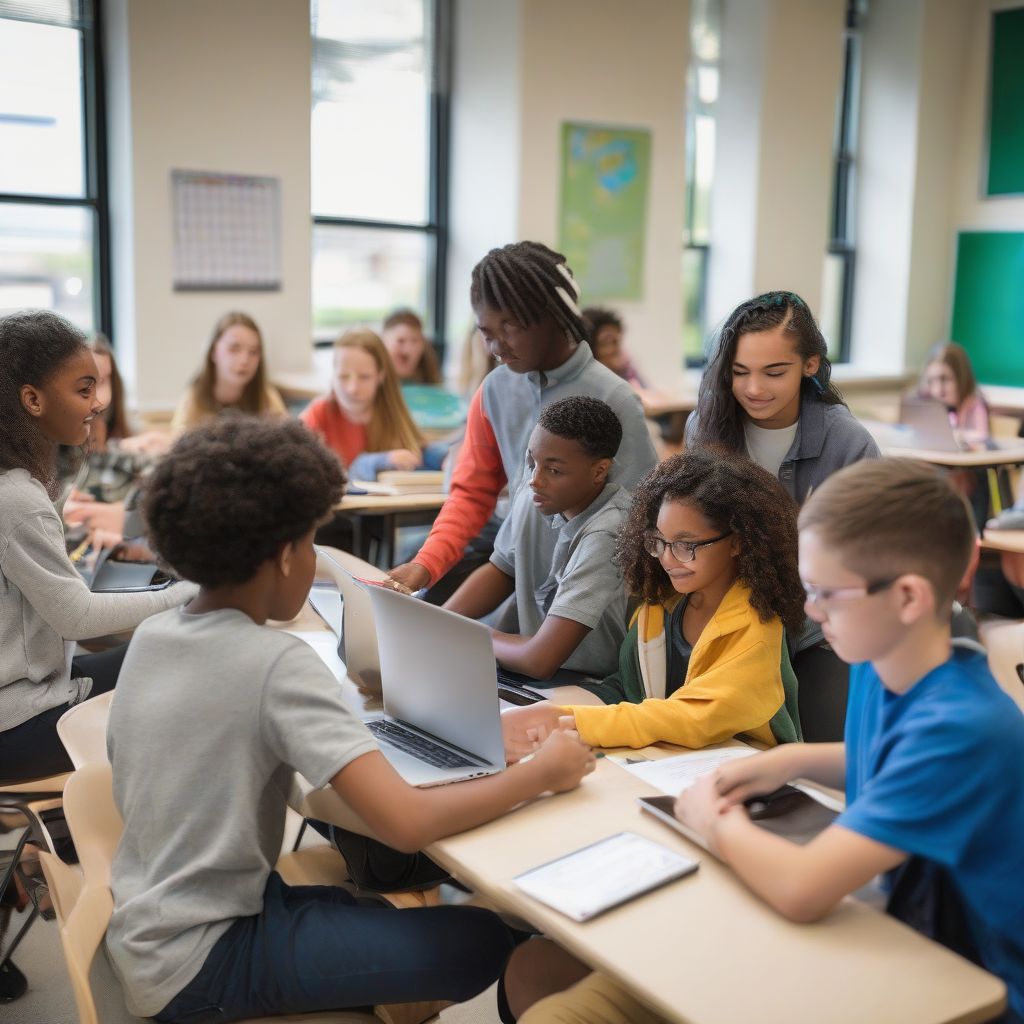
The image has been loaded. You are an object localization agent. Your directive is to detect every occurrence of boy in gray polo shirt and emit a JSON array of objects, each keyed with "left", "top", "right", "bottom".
[{"left": 445, "top": 397, "right": 630, "bottom": 682}]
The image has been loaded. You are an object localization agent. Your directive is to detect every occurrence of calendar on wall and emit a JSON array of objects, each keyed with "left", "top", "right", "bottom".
[{"left": 171, "top": 170, "right": 282, "bottom": 291}]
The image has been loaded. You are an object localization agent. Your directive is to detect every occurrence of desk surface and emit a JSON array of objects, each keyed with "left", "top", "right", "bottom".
[
  {"left": 982, "top": 385, "right": 1024, "bottom": 417},
  {"left": 640, "top": 391, "right": 697, "bottom": 418},
  {"left": 337, "top": 491, "right": 447, "bottom": 514},
  {"left": 981, "top": 529, "right": 1024, "bottom": 555},
  {"left": 280, "top": 602, "right": 1005, "bottom": 1024},
  {"left": 880, "top": 442, "right": 1024, "bottom": 468}
]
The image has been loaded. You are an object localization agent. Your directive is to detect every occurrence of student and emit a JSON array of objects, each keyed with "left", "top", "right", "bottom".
[
  {"left": 920, "top": 340, "right": 990, "bottom": 446},
  {"left": 687, "top": 291, "right": 879, "bottom": 503},
  {"left": 381, "top": 308, "right": 443, "bottom": 385},
  {"left": 0, "top": 311, "right": 195, "bottom": 783},
  {"left": 388, "top": 241, "right": 658, "bottom": 597},
  {"left": 61, "top": 335, "right": 167, "bottom": 550},
  {"left": 105, "top": 416, "right": 595, "bottom": 1022},
  {"left": 171, "top": 311, "right": 286, "bottom": 431},
  {"left": 581, "top": 306, "right": 645, "bottom": 388},
  {"left": 300, "top": 328, "right": 444, "bottom": 479},
  {"left": 501, "top": 447, "right": 805, "bottom": 759},
  {"left": 444, "top": 396, "right": 631, "bottom": 681},
  {"left": 668, "top": 459, "right": 1024, "bottom": 1021}
]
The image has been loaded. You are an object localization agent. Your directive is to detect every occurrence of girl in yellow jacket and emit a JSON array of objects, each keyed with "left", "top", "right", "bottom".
[{"left": 501, "top": 447, "right": 807, "bottom": 758}]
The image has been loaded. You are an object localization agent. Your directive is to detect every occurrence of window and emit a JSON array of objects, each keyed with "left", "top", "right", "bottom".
[
  {"left": 311, "top": 0, "right": 450, "bottom": 347},
  {"left": 681, "top": 0, "right": 720, "bottom": 366},
  {"left": 0, "top": 0, "right": 108, "bottom": 334},
  {"left": 820, "top": 0, "right": 863, "bottom": 361}
]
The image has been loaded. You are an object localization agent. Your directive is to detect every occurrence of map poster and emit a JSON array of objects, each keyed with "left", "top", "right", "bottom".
[{"left": 558, "top": 123, "right": 651, "bottom": 301}]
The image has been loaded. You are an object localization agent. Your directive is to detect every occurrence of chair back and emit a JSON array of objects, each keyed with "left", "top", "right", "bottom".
[
  {"left": 39, "top": 852, "right": 111, "bottom": 1024},
  {"left": 57, "top": 691, "right": 114, "bottom": 769},
  {"left": 792, "top": 643, "right": 850, "bottom": 743},
  {"left": 62, "top": 763, "right": 122, "bottom": 889},
  {"left": 315, "top": 546, "right": 385, "bottom": 693}
]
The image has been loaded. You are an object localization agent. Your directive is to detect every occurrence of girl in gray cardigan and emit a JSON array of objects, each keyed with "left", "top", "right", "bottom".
[
  {"left": 0, "top": 310, "right": 194, "bottom": 783},
  {"left": 687, "top": 291, "right": 878, "bottom": 505}
]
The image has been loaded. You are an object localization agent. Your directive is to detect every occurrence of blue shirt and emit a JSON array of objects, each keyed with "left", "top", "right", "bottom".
[{"left": 839, "top": 650, "right": 1024, "bottom": 1016}]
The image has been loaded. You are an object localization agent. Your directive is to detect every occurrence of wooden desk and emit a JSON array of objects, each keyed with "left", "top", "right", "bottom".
[
  {"left": 640, "top": 392, "right": 697, "bottom": 419},
  {"left": 980, "top": 529, "right": 1024, "bottom": 555},
  {"left": 879, "top": 442, "right": 1024, "bottom": 470},
  {"left": 981, "top": 385, "right": 1024, "bottom": 420},
  {"left": 335, "top": 492, "right": 446, "bottom": 568}
]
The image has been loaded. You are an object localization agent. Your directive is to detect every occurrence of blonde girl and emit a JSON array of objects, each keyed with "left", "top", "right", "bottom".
[
  {"left": 920, "top": 341, "right": 990, "bottom": 446},
  {"left": 301, "top": 328, "right": 438, "bottom": 479},
  {"left": 171, "top": 312, "right": 286, "bottom": 430}
]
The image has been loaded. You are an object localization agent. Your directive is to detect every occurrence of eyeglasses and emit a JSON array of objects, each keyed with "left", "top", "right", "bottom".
[
  {"left": 642, "top": 530, "right": 732, "bottom": 564},
  {"left": 801, "top": 579, "right": 896, "bottom": 605}
]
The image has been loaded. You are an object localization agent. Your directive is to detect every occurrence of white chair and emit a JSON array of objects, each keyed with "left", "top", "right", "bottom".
[
  {"left": 57, "top": 690, "right": 115, "bottom": 769},
  {"left": 978, "top": 618, "right": 1024, "bottom": 712}
]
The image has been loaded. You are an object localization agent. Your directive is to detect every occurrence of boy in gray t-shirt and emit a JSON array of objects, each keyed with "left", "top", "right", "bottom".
[
  {"left": 106, "top": 417, "right": 595, "bottom": 1022},
  {"left": 444, "top": 397, "right": 629, "bottom": 682}
]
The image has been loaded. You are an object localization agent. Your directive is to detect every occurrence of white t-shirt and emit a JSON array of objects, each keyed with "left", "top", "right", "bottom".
[
  {"left": 744, "top": 420, "right": 799, "bottom": 479},
  {"left": 106, "top": 606, "right": 377, "bottom": 1017}
]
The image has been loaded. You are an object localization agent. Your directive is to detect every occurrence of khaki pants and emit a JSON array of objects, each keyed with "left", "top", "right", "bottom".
[{"left": 519, "top": 972, "right": 669, "bottom": 1024}]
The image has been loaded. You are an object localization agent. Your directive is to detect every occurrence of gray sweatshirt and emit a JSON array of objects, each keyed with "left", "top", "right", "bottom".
[{"left": 0, "top": 468, "right": 196, "bottom": 733}]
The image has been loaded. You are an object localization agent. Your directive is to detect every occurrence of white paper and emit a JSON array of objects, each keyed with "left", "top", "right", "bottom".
[
  {"left": 288, "top": 629, "right": 345, "bottom": 682},
  {"left": 623, "top": 746, "right": 757, "bottom": 797},
  {"left": 513, "top": 832, "right": 698, "bottom": 922}
]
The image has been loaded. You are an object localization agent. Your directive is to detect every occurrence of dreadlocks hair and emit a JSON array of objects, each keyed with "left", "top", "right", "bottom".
[
  {"left": 538, "top": 396, "right": 622, "bottom": 461},
  {"left": 469, "top": 241, "right": 588, "bottom": 343},
  {"left": 0, "top": 309, "right": 88, "bottom": 498},
  {"left": 143, "top": 415, "right": 345, "bottom": 588},
  {"left": 615, "top": 446, "right": 806, "bottom": 636},
  {"left": 693, "top": 291, "right": 846, "bottom": 454}
]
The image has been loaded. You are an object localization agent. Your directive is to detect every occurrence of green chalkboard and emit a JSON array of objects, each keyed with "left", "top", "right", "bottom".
[
  {"left": 987, "top": 7, "right": 1024, "bottom": 196},
  {"left": 951, "top": 232, "right": 1024, "bottom": 386}
]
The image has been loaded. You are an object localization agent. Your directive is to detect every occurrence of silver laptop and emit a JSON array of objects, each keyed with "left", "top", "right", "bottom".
[
  {"left": 361, "top": 581, "right": 506, "bottom": 787},
  {"left": 311, "top": 548, "right": 385, "bottom": 694},
  {"left": 898, "top": 395, "right": 963, "bottom": 452}
]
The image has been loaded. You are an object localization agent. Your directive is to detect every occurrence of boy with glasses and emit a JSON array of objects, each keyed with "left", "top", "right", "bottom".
[{"left": 673, "top": 458, "right": 1024, "bottom": 1022}]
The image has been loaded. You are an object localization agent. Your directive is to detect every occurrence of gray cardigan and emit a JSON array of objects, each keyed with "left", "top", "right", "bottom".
[
  {"left": 0, "top": 469, "right": 196, "bottom": 733},
  {"left": 686, "top": 391, "right": 880, "bottom": 503}
]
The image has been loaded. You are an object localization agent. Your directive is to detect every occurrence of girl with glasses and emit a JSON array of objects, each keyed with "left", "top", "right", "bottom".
[{"left": 501, "top": 446, "right": 807, "bottom": 761}]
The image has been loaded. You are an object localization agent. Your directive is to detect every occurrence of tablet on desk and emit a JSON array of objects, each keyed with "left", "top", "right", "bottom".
[{"left": 512, "top": 831, "right": 698, "bottom": 922}]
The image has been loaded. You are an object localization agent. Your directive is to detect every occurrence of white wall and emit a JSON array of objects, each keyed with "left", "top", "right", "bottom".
[
  {"left": 105, "top": 0, "right": 313, "bottom": 411},
  {"left": 707, "top": 0, "right": 843, "bottom": 332}
]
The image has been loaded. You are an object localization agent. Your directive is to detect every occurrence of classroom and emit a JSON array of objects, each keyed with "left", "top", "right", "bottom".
[{"left": 2, "top": 1, "right": 1024, "bottom": 1023}]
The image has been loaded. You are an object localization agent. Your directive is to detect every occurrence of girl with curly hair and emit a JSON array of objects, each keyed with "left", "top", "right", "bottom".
[
  {"left": 501, "top": 446, "right": 806, "bottom": 757},
  {"left": 687, "top": 291, "right": 878, "bottom": 504}
]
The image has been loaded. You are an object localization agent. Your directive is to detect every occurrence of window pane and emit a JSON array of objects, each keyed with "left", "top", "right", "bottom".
[
  {"left": 0, "top": 202, "right": 94, "bottom": 330},
  {"left": 312, "top": 0, "right": 430, "bottom": 222},
  {"left": 820, "top": 251, "right": 847, "bottom": 357},
  {"left": 0, "top": 17, "right": 84, "bottom": 197},
  {"left": 682, "top": 245, "right": 707, "bottom": 362},
  {"left": 313, "top": 224, "right": 429, "bottom": 340}
]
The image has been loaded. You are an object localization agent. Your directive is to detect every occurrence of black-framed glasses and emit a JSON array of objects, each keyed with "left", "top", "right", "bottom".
[
  {"left": 801, "top": 578, "right": 896, "bottom": 606},
  {"left": 642, "top": 530, "right": 732, "bottom": 564}
]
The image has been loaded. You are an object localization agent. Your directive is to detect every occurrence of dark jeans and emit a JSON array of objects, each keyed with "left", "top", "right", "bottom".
[
  {"left": 0, "top": 645, "right": 127, "bottom": 784},
  {"left": 156, "top": 872, "right": 516, "bottom": 1023}
]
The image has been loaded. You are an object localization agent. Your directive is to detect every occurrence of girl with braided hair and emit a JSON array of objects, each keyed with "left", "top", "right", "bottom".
[
  {"left": 388, "top": 241, "right": 657, "bottom": 598},
  {"left": 687, "top": 291, "right": 878, "bottom": 504}
]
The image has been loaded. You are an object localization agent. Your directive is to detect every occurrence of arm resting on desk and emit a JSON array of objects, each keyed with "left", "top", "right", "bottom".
[{"left": 330, "top": 731, "right": 595, "bottom": 854}]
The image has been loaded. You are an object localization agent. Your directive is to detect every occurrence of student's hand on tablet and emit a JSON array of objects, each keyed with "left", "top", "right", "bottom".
[
  {"left": 530, "top": 726, "right": 596, "bottom": 793},
  {"left": 388, "top": 562, "right": 431, "bottom": 593},
  {"left": 711, "top": 747, "right": 795, "bottom": 807},
  {"left": 501, "top": 702, "right": 565, "bottom": 763},
  {"left": 674, "top": 776, "right": 744, "bottom": 854},
  {"left": 386, "top": 448, "right": 423, "bottom": 471}
]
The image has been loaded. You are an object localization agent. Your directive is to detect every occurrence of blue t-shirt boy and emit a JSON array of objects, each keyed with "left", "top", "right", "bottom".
[{"left": 839, "top": 648, "right": 1024, "bottom": 1018}]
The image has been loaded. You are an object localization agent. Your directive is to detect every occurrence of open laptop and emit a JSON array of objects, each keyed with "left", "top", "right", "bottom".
[
  {"left": 897, "top": 395, "right": 964, "bottom": 452},
  {"left": 361, "top": 581, "right": 507, "bottom": 787},
  {"left": 310, "top": 548, "right": 385, "bottom": 694}
]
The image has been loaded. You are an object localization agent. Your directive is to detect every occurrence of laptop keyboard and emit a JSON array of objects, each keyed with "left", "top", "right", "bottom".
[{"left": 368, "top": 719, "right": 483, "bottom": 770}]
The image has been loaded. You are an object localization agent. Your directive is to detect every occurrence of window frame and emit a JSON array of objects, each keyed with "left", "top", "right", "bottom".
[
  {"left": 310, "top": 0, "right": 452, "bottom": 352},
  {"left": 0, "top": 0, "right": 112, "bottom": 337}
]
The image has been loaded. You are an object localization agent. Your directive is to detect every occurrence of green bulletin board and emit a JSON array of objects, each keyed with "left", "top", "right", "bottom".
[
  {"left": 950, "top": 231, "right": 1024, "bottom": 386},
  {"left": 986, "top": 7, "right": 1024, "bottom": 196},
  {"left": 558, "top": 123, "right": 651, "bottom": 301}
]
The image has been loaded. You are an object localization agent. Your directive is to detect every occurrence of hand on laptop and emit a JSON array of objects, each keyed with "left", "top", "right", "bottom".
[
  {"left": 501, "top": 701, "right": 564, "bottom": 762},
  {"left": 388, "top": 562, "right": 431, "bottom": 593},
  {"left": 529, "top": 726, "right": 597, "bottom": 793}
]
